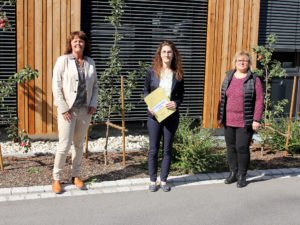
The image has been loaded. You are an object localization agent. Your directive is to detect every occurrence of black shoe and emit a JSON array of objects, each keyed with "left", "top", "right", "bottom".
[
  {"left": 160, "top": 183, "right": 171, "bottom": 192},
  {"left": 149, "top": 183, "right": 158, "bottom": 192},
  {"left": 224, "top": 172, "right": 237, "bottom": 184},
  {"left": 237, "top": 175, "right": 247, "bottom": 188}
]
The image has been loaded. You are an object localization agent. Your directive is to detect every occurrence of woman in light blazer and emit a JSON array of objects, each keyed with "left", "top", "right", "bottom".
[
  {"left": 52, "top": 31, "right": 98, "bottom": 194},
  {"left": 144, "top": 40, "right": 184, "bottom": 192}
]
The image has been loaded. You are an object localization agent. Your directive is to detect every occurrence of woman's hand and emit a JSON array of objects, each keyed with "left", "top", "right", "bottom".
[
  {"left": 166, "top": 101, "right": 177, "bottom": 110},
  {"left": 252, "top": 121, "right": 261, "bottom": 131},
  {"left": 88, "top": 106, "right": 97, "bottom": 115},
  {"left": 62, "top": 110, "right": 72, "bottom": 122},
  {"left": 218, "top": 120, "right": 223, "bottom": 128},
  {"left": 148, "top": 107, "right": 154, "bottom": 115}
]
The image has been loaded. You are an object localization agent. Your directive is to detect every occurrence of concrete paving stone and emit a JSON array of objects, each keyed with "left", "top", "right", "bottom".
[
  {"left": 11, "top": 187, "right": 28, "bottom": 195},
  {"left": 40, "top": 192, "right": 57, "bottom": 199},
  {"left": 102, "top": 188, "right": 119, "bottom": 193},
  {"left": 259, "top": 175, "right": 273, "bottom": 181},
  {"left": 130, "top": 185, "right": 148, "bottom": 191},
  {"left": 71, "top": 190, "right": 89, "bottom": 196},
  {"left": 0, "top": 195, "right": 8, "bottom": 202},
  {"left": 247, "top": 170, "right": 262, "bottom": 177},
  {"left": 27, "top": 186, "right": 45, "bottom": 193},
  {"left": 207, "top": 172, "right": 225, "bottom": 180},
  {"left": 63, "top": 184, "right": 76, "bottom": 191},
  {"left": 198, "top": 180, "right": 218, "bottom": 185},
  {"left": 102, "top": 181, "right": 118, "bottom": 187},
  {"left": 221, "top": 172, "right": 230, "bottom": 178},
  {"left": 0, "top": 188, "right": 11, "bottom": 195},
  {"left": 195, "top": 173, "right": 210, "bottom": 181},
  {"left": 115, "top": 186, "right": 131, "bottom": 192},
  {"left": 278, "top": 168, "right": 294, "bottom": 175},
  {"left": 180, "top": 181, "right": 203, "bottom": 187},
  {"left": 86, "top": 189, "right": 104, "bottom": 195},
  {"left": 168, "top": 175, "right": 188, "bottom": 184},
  {"left": 173, "top": 181, "right": 187, "bottom": 187},
  {"left": 56, "top": 191, "right": 72, "bottom": 198},
  {"left": 88, "top": 182, "right": 106, "bottom": 189},
  {"left": 130, "top": 178, "right": 149, "bottom": 185},
  {"left": 257, "top": 170, "right": 273, "bottom": 176},
  {"left": 184, "top": 175, "right": 200, "bottom": 182},
  {"left": 289, "top": 168, "right": 300, "bottom": 173},
  {"left": 7, "top": 194, "right": 26, "bottom": 201},
  {"left": 24, "top": 193, "right": 42, "bottom": 200},
  {"left": 268, "top": 169, "right": 283, "bottom": 175},
  {"left": 115, "top": 179, "right": 132, "bottom": 186},
  {"left": 43, "top": 185, "right": 52, "bottom": 192}
]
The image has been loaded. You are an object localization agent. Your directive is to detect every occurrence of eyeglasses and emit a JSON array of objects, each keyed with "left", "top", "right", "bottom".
[{"left": 236, "top": 60, "right": 249, "bottom": 63}]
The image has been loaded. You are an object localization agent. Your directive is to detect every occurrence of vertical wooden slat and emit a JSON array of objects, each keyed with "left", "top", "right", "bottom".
[
  {"left": 17, "top": 0, "right": 25, "bottom": 131},
  {"left": 52, "top": 0, "right": 61, "bottom": 132},
  {"left": 203, "top": 0, "right": 217, "bottom": 127},
  {"left": 250, "top": 0, "right": 260, "bottom": 68},
  {"left": 46, "top": 0, "right": 53, "bottom": 133},
  {"left": 61, "top": 0, "right": 67, "bottom": 53},
  {"left": 42, "top": 0, "right": 47, "bottom": 133},
  {"left": 70, "top": 0, "right": 81, "bottom": 31},
  {"left": 67, "top": 0, "right": 71, "bottom": 34},
  {"left": 236, "top": 0, "right": 245, "bottom": 51},
  {"left": 242, "top": 0, "right": 250, "bottom": 51},
  {"left": 220, "top": 0, "right": 231, "bottom": 83},
  {"left": 27, "top": 0, "right": 35, "bottom": 134},
  {"left": 228, "top": 0, "right": 238, "bottom": 69},
  {"left": 34, "top": 0, "right": 43, "bottom": 133},
  {"left": 212, "top": 0, "right": 225, "bottom": 127}
]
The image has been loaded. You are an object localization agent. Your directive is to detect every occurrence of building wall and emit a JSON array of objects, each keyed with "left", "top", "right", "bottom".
[
  {"left": 15, "top": 0, "right": 261, "bottom": 134},
  {"left": 16, "top": 0, "right": 81, "bottom": 134}
]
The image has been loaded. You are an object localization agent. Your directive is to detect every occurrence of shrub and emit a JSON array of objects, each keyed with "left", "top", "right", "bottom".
[{"left": 172, "top": 116, "right": 226, "bottom": 174}]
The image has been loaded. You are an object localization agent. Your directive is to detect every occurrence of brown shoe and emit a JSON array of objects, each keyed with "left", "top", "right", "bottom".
[
  {"left": 52, "top": 180, "right": 62, "bottom": 194},
  {"left": 72, "top": 177, "right": 86, "bottom": 190}
]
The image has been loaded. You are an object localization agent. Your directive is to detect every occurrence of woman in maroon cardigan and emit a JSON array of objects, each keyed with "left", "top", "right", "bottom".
[{"left": 218, "top": 51, "right": 264, "bottom": 188}]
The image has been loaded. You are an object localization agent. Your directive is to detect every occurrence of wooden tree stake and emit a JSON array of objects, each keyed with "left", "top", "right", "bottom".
[
  {"left": 121, "top": 75, "right": 126, "bottom": 166},
  {"left": 285, "top": 76, "right": 297, "bottom": 150},
  {"left": 0, "top": 145, "right": 4, "bottom": 171}
]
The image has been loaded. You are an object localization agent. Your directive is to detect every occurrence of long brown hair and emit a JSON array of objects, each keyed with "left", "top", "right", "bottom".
[
  {"left": 152, "top": 40, "right": 184, "bottom": 81},
  {"left": 64, "top": 31, "right": 91, "bottom": 56}
]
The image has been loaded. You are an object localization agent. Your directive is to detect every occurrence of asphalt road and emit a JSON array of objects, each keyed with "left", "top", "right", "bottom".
[{"left": 1, "top": 177, "right": 300, "bottom": 225}]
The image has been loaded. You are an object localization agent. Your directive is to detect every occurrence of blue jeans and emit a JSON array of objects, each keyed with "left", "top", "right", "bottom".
[{"left": 147, "top": 116, "right": 179, "bottom": 182}]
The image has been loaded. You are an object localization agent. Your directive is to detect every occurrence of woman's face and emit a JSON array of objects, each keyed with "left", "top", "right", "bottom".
[
  {"left": 71, "top": 36, "right": 85, "bottom": 55},
  {"left": 160, "top": 45, "right": 174, "bottom": 65},
  {"left": 235, "top": 55, "right": 250, "bottom": 73}
]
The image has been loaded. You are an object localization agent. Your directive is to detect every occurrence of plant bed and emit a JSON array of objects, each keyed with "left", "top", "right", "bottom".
[{"left": 0, "top": 149, "right": 299, "bottom": 188}]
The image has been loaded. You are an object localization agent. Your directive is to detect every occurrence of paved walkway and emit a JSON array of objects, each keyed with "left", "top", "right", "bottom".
[{"left": 1, "top": 167, "right": 300, "bottom": 202}]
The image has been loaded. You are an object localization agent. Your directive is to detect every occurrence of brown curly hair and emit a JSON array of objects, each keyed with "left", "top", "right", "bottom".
[
  {"left": 152, "top": 40, "right": 184, "bottom": 81},
  {"left": 64, "top": 31, "right": 91, "bottom": 56}
]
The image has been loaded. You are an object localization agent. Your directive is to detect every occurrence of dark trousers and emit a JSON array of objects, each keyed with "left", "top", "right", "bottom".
[
  {"left": 147, "top": 116, "right": 179, "bottom": 182},
  {"left": 224, "top": 126, "right": 254, "bottom": 176}
]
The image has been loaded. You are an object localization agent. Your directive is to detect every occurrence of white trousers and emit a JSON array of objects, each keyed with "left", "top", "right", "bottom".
[{"left": 53, "top": 107, "right": 91, "bottom": 180}]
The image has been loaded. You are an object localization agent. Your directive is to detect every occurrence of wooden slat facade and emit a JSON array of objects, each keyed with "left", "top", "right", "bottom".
[
  {"left": 15, "top": 0, "right": 261, "bottom": 134},
  {"left": 202, "top": 0, "right": 261, "bottom": 128},
  {"left": 16, "top": 0, "right": 81, "bottom": 134}
]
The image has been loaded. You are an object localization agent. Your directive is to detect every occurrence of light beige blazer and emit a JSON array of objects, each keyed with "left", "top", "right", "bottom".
[{"left": 52, "top": 54, "right": 98, "bottom": 114}]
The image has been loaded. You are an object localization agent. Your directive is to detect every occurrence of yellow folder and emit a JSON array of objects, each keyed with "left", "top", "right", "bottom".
[{"left": 144, "top": 87, "right": 175, "bottom": 122}]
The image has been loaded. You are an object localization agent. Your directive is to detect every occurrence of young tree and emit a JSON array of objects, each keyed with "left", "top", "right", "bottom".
[
  {"left": 0, "top": 0, "right": 15, "bottom": 30},
  {"left": 93, "top": 0, "right": 147, "bottom": 165},
  {"left": 253, "top": 34, "right": 287, "bottom": 122},
  {"left": 253, "top": 34, "right": 288, "bottom": 150}
]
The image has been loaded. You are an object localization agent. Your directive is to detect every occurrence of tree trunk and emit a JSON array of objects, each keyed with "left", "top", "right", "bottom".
[{"left": 104, "top": 105, "right": 111, "bottom": 165}]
